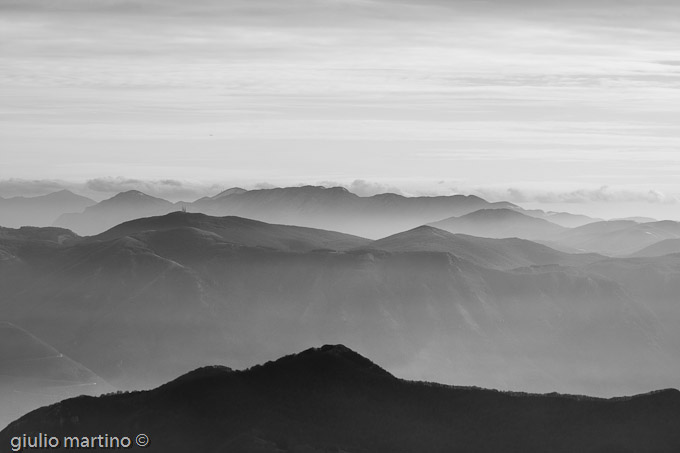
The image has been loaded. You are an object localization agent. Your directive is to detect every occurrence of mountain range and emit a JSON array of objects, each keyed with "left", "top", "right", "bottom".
[
  {"left": 2, "top": 186, "right": 633, "bottom": 245},
  {"left": 54, "top": 186, "right": 520, "bottom": 238},
  {"left": 2, "top": 212, "right": 679, "bottom": 401},
  {"left": 0, "top": 190, "right": 95, "bottom": 229},
  {"left": 3, "top": 189, "right": 680, "bottom": 438},
  {"left": 2, "top": 344, "right": 679, "bottom": 453}
]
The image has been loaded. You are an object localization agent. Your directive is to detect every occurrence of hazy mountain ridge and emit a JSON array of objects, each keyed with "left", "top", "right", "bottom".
[
  {"left": 0, "top": 190, "right": 95, "bottom": 229},
  {"left": 54, "top": 190, "right": 176, "bottom": 236},
  {"left": 514, "top": 209, "right": 602, "bottom": 228},
  {"left": 630, "top": 239, "right": 680, "bottom": 257},
  {"left": 2, "top": 345, "right": 679, "bottom": 453},
  {"left": 53, "top": 186, "right": 519, "bottom": 238},
  {"left": 190, "top": 186, "right": 521, "bottom": 238},
  {"left": 429, "top": 208, "right": 567, "bottom": 240},
  {"left": 364, "top": 225, "right": 604, "bottom": 270},
  {"left": 1, "top": 215, "right": 678, "bottom": 398},
  {"left": 90, "top": 211, "right": 370, "bottom": 252}
]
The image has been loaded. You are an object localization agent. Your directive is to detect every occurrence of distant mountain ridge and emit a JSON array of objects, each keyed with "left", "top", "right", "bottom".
[
  {"left": 190, "top": 185, "right": 524, "bottom": 239},
  {"left": 54, "top": 190, "right": 175, "bottom": 235},
  {"left": 365, "top": 225, "right": 603, "bottom": 269},
  {"left": 2, "top": 344, "right": 679, "bottom": 453},
  {"left": 429, "top": 208, "right": 566, "bottom": 240},
  {"left": 91, "top": 211, "right": 370, "bottom": 252},
  {"left": 49, "top": 186, "right": 522, "bottom": 237},
  {"left": 0, "top": 190, "right": 95, "bottom": 229}
]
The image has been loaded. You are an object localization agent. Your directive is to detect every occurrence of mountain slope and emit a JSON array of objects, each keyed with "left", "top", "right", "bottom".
[
  {"left": 519, "top": 209, "right": 601, "bottom": 228},
  {"left": 0, "top": 190, "right": 95, "bottom": 228},
  {"left": 365, "top": 225, "right": 602, "bottom": 270},
  {"left": 3, "top": 345, "right": 679, "bottom": 453},
  {"left": 629, "top": 238, "right": 680, "bottom": 258},
  {"left": 0, "top": 322, "right": 112, "bottom": 430},
  {"left": 91, "top": 211, "right": 370, "bottom": 252},
  {"left": 429, "top": 208, "right": 566, "bottom": 240}
]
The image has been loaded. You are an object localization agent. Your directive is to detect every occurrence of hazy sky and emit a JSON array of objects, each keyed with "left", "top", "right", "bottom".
[{"left": 2, "top": 0, "right": 680, "bottom": 218}]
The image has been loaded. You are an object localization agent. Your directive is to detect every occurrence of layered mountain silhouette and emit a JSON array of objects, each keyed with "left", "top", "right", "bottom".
[
  {"left": 54, "top": 190, "right": 175, "bottom": 235},
  {"left": 55, "top": 186, "right": 518, "bottom": 237},
  {"left": 1, "top": 214, "right": 679, "bottom": 397},
  {"left": 0, "top": 190, "right": 95, "bottom": 229},
  {"left": 2, "top": 345, "right": 679, "bottom": 453},
  {"left": 0, "top": 322, "right": 112, "bottom": 430},
  {"left": 429, "top": 208, "right": 566, "bottom": 240}
]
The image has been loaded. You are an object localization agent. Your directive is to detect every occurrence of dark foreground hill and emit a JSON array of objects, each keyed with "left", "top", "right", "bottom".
[{"left": 2, "top": 345, "right": 679, "bottom": 453}]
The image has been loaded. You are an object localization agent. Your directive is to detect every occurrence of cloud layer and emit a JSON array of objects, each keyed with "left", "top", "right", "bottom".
[{"left": 1, "top": 0, "right": 680, "bottom": 219}]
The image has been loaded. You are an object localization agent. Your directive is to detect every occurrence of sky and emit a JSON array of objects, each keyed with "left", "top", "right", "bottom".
[{"left": 2, "top": 0, "right": 680, "bottom": 219}]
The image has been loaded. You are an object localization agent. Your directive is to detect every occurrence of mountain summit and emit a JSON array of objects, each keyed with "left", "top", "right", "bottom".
[
  {"left": 430, "top": 208, "right": 565, "bottom": 240},
  {"left": 3, "top": 344, "right": 679, "bottom": 453},
  {"left": 55, "top": 190, "right": 175, "bottom": 235}
]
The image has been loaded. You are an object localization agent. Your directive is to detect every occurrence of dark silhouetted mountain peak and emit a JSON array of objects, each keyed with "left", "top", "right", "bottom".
[
  {"left": 251, "top": 344, "right": 394, "bottom": 382},
  {"left": 4, "top": 345, "right": 680, "bottom": 453},
  {"left": 168, "top": 365, "right": 235, "bottom": 386}
]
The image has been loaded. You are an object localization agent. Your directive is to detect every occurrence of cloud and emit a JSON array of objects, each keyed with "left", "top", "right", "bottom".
[
  {"left": 84, "top": 177, "right": 222, "bottom": 201},
  {"left": 0, "top": 178, "right": 71, "bottom": 198},
  {"left": 249, "top": 182, "right": 277, "bottom": 190},
  {"left": 316, "top": 179, "right": 404, "bottom": 197},
  {"left": 472, "top": 186, "right": 676, "bottom": 205}
]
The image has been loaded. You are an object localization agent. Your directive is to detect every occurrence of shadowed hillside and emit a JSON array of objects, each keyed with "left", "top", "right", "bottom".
[{"left": 2, "top": 345, "right": 679, "bottom": 453}]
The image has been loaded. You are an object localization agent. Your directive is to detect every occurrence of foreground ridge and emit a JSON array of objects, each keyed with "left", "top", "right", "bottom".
[{"left": 2, "top": 344, "right": 680, "bottom": 453}]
